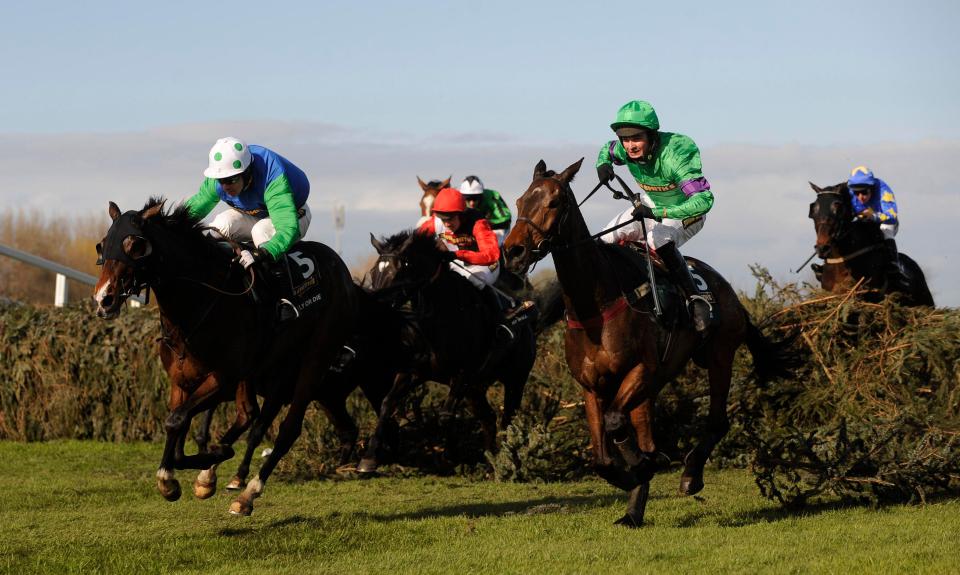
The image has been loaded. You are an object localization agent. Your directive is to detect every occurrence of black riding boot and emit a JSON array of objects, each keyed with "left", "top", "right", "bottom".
[
  {"left": 256, "top": 256, "right": 299, "bottom": 322},
  {"left": 810, "top": 262, "right": 824, "bottom": 283},
  {"left": 658, "top": 242, "right": 712, "bottom": 333},
  {"left": 482, "top": 285, "right": 515, "bottom": 344},
  {"left": 882, "top": 238, "right": 908, "bottom": 290}
]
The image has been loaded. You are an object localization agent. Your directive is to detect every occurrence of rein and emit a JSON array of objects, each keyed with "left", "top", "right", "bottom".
[{"left": 824, "top": 243, "right": 883, "bottom": 264}]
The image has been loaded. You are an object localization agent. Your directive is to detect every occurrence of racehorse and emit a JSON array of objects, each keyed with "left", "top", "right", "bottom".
[
  {"left": 357, "top": 230, "right": 541, "bottom": 473},
  {"left": 808, "top": 182, "right": 934, "bottom": 306},
  {"left": 417, "top": 176, "right": 451, "bottom": 227},
  {"left": 93, "top": 198, "right": 357, "bottom": 515},
  {"left": 502, "top": 159, "right": 796, "bottom": 527}
]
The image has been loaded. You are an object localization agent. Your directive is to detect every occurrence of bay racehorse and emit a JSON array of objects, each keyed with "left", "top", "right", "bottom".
[
  {"left": 808, "top": 182, "right": 934, "bottom": 306},
  {"left": 357, "top": 230, "right": 544, "bottom": 473},
  {"left": 417, "top": 176, "right": 451, "bottom": 227},
  {"left": 502, "top": 159, "right": 796, "bottom": 527},
  {"left": 93, "top": 198, "right": 357, "bottom": 515}
]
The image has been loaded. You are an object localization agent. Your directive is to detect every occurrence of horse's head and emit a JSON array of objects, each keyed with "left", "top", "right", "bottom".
[
  {"left": 808, "top": 182, "right": 853, "bottom": 256},
  {"left": 93, "top": 199, "right": 165, "bottom": 318},
  {"left": 368, "top": 231, "right": 407, "bottom": 291},
  {"left": 417, "top": 176, "right": 451, "bottom": 225},
  {"left": 503, "top": 158, "right": 584, "bottom": 275}
]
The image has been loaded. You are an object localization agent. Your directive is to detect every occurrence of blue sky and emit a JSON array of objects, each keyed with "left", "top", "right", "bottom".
[{"left": 1, "top": 0, "right": 958, "bottom": 305}]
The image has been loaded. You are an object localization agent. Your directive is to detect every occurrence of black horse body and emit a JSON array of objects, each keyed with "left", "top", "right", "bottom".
[
  {"left": 809, "top": 182, "right": 934, "bottom": 306},
  {"left": 94, "top": 198, "right": 358, "bottom": 514},
  {"left": 357, "top": 230, "right": 540, "bottom": 472}
]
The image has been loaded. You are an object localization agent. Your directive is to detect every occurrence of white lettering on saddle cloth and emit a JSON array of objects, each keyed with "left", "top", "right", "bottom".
[{"left": 285, "top": 250, "right": 323, "bottom": 309}]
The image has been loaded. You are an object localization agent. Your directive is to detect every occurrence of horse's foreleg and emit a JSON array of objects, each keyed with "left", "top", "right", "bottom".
[
  {"left": 604, "top": 364, "right": 659, "bottom": 482},
  {"left": 464, "top": 384, "right": 498, "bottom": 454},
  {"left": 680, "top": 351, "right": 733, "bottom": 496},
  {"left": 614, "top": 483, "right": 651, "bottom": 528},
  {"left": 157, "top": 376, "right": 224, "bottom": 501},
  {"left": 584, "top": 391, "right": 637, "bottom": 491},
  {"left": 358, "top": 372, "right": 416, "bottom": 475}
]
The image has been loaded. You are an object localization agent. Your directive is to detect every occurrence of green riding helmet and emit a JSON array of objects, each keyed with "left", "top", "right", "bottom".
[{"left": 610, "top": 100, "right": 660, "bottom": 137}]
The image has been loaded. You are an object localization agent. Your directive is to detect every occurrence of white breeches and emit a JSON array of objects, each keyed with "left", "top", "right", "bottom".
[
  {"left": 600, "top": 206, "right": 705, "bottom": 249},
  {"left": 449, "top": 260, "right": 500, "bottom": 290},
  {"left": 210, "top": 205, "right": 312, "bottom": 247},
  {"left": 492, "top": 228, "right": 507, "bottom": 246},
  {"left": 880, "top": 222, "right": 898, "bottom": 240}
]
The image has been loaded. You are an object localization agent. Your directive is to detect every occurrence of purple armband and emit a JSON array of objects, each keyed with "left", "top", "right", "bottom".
[
  {"left": 680, "top": 177, "right": 711, "bottom": 198},
  {"left": 608, "top": 141, "right": 626, "bottom": 166}
]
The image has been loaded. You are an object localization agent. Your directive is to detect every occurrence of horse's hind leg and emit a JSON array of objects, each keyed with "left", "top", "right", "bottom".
[
  {"left": 680, "top": 350, "right": 733, "bottom": 496},
  {"left": 228, "top": 392, "right": 285, "bottom": 491},
  {"left": 194, "top": 408, "right": 215, "bottom": 454},
  {"left": 464, "top": 384, "right": 498, "bottom": 454},
  {"left": 316, "top": 392, "right": 360, "bottom": 467},
  {"left": 358, "top": 373, "right": 417, "bottom": 475}
]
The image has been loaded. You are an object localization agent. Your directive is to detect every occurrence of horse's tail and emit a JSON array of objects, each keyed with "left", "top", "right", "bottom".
[
  {"left": 899, "top": 254, "right": 936, "bottom": 307},
  {"left": 743, "top": 316, "right": 800, "bottom": 385},
  {"left": 531, "top": 273, "right": 565, "bottom": 336}
]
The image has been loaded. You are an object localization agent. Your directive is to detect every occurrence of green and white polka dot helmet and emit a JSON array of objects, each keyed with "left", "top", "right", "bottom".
[{"left": 203, "top": 137, "right": 251, "bottom": 179}]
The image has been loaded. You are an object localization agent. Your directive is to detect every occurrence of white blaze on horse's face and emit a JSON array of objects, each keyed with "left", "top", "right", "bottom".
[{"left": 421, "top": 194, "right": 435, "bottom": 218}]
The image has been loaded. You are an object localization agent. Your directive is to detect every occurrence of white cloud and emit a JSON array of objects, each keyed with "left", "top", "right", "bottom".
[{"left": 1, "top": 124, "right": 955, "bottom": 306}]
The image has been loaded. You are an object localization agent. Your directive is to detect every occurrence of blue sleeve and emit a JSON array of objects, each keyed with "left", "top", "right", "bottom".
[{"left": 877, "top": 180, "right": 898, "bottom": 225}]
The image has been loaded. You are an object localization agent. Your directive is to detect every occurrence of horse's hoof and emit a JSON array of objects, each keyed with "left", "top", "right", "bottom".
[
  {"left": 679, "top": 475, "right": 704, "bottom": 496},
  {"left": 225, "top": 477, "right": 246, "bottom": 491},
  {"left": 613, "top": 513, "right": 643, "bottom": 528},
  {"left": 229, "top": 499, "right": 253, "bottom": 516},
  {"left": 157, "top": 478, "right": 182, "bottom": 502},
  {"left": 357, "top": 458, "right": 379, "bottom": 475},
  {"left": 193, "top": 479, "right": 216, "bottom": 499}
]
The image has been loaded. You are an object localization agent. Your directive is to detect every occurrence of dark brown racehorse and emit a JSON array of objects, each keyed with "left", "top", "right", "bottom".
[
  {"left": 93, "top": 198, "right": 357, "bottom": 515},
  {"left": 417, "top": 176, "right": 451, "bottom": 226},
  {"left": 357, "top": 230, "right": 540, "bottom": 473},
  {"left": 502, "top": 159, "right": 796, "bottom": 527},
  {"left": 808, "top": 182, "right": 934, "bottom": 306}
]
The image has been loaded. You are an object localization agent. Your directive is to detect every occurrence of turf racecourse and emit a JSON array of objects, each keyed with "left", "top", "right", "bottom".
[{"left": 2, "top": 441, "right": 958, "bottom": 574}]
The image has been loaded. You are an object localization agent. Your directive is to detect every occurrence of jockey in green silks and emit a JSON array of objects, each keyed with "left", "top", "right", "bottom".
[{"left": 596, "top": 100, "right": 714, "bottom": 333}]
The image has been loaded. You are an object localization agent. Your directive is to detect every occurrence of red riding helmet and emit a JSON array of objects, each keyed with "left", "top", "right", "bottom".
[{"left": 432, "top": 187, "right": 466, "bottom": 213}]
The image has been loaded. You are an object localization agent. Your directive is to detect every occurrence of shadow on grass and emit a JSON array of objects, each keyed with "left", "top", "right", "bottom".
[{"left": 217, "top": 492, "right": 639, "bottom": 536}]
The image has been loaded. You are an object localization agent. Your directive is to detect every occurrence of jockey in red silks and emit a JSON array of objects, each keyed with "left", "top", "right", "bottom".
[{"left": 417, "top": 187, "right": 525, "bottom": 340}]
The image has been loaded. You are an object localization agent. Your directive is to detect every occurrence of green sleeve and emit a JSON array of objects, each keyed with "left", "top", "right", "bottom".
[
  {"left": 595, "top": 140, "right": 625, "bottom": 167},
  {"left": 483, "top": 189, "right": 512, "bottom": 227},
  {"left": 260, "top": 174, "right": 300, "bottom": 260},
  {"left": 183, "top": 179, "right": 220, "bottom": 220},
  {"left": 664, "top": 190, "right": 714, "bottom": 220}
]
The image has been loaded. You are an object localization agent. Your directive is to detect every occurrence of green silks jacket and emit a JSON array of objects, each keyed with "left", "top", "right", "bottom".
[{"left": 596, "top": 132, "right": 713, "bottom": 221}]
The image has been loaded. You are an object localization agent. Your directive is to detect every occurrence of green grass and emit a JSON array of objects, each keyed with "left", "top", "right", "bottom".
[{"left": 2, "top": 441, "right": 958, "bottom": 574}]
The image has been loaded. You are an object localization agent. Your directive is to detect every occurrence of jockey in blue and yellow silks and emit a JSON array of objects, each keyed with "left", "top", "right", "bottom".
[{"left": 847, "top": 165, "right": 906, "bottom": 289}]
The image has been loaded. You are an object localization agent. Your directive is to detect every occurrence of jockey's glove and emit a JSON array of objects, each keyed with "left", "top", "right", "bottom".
[
  {"left": 238, "top": 247, "right": 271, "bottom": 269},
  {"left": 439, "top": 250, "right": 457, "bottom": 263},
  {"left": 631, "top": 203, "right": 662, "bottom": 222},
  {"left": 857, "top": 208, "right": 876, "bottom": 221},
  {"left": 597, "top": 163, "right": 614, "bottom": 184}
]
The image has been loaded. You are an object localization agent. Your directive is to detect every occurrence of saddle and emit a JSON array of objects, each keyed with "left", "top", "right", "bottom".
[
  {"left": 602, "top": 240, "right": 718, "bottom": 331},
  {"left": 231, "top": 241, "right": 327, "bottom": 322}
]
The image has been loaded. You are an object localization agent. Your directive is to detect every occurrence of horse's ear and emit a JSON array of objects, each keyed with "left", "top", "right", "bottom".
[
  {"left": 809, "top": 182, "right": 822, "bottom": 194},
  {"left": 441, "top": 176, "right": 451, "bottom": 189},
  {"left": 108, "top": 201, "right": 121, "bottom": 221},
  {"left": 558, "top": 158, "right": 584, "bottom": 184},
  {"left": 370, "top": 232, "right": 385, "bottom": 253},
  {"left": 534, "top": 160, "right": 547, "bottom": 179},
  {"left": 142, "top": 200, "right": 164, "bottom": 221},
  {"left": 417, "top": 176, "right": 429, "bottom": 192}
]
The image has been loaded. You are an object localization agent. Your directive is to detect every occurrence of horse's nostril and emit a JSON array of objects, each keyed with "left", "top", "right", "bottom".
[
  {"left": 101, "top": 295, "right": 114, "bottom": 309},
  {"left": 506, "top": 245, "right": 524, "bottom": 259}
]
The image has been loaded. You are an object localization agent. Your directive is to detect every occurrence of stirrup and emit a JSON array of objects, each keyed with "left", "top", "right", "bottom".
[
  {"left": 504, "top": 300, "right": 535, "bottom": 320},
  {"left": 687, "top": 295, "right": 713, "bottom": 333},
  {"left": 278, "top": 298, "right": 300, "bottom": 321}
]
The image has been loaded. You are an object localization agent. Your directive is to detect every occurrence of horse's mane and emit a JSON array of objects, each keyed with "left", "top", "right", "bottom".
[
  {"left": 425, "top": 180, "right": 445, "bottom": 189},
  {"left": 140, "top": 196, "right": 226, "bottom": 257},
  {"left": 377, "top": 229, "right": 414, "bottom": 252},
  {"left": 404, "top": 229, "right": 442, "bottom": 256}
]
